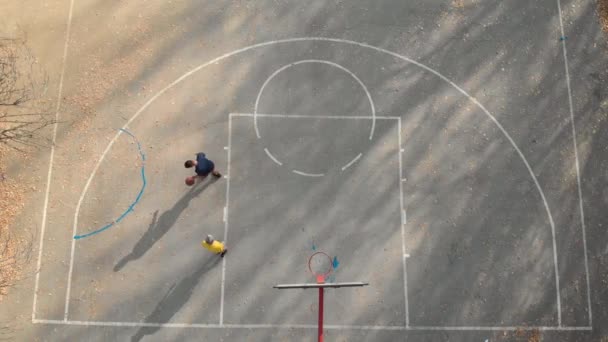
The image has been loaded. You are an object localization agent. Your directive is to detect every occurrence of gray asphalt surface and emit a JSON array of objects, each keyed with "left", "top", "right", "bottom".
[{"left": 1, "top": 0, "right": 607, "bottom": 341}]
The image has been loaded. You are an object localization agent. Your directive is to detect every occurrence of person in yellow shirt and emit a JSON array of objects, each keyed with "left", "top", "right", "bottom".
[{"left": 202, "top": 235, "right": 227, "bottom": 257}]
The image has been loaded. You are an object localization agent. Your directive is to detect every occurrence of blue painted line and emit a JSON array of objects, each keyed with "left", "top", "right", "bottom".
[
  {"left": 332, "top": 256, "right": 339, "bottom": 269},
  {"left": 74, "top": 128, "right": 146, "bottom": 239}
]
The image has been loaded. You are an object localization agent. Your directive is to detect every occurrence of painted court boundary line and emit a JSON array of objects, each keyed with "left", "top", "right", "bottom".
[
  {"left": 72, "top": 129, "right": 147, "bottom": 240},
  {"left": 32, "top": 319, "right": 591, "bottom": 331},
  {"left": 224, "top": 113, "right": 407, "bottom": 328},
  {"left": 220, "top": 113, "right": 402, "bottom": 324},
  {"left": 292, "top": 170, "right": 325, "bottom": 177},
  {"left": 236, "top": 113, "right": 397, "bottom": 177},
  {"left": 398, "top": 117, "right": 409, "bottom": 328},
  {"left": 252, "top": 59, "right": 377, "bottom": 141},
  {"left": 556, "top": 0, "right": 592, "bottom": 326},
  {"left": 45, "top": 37, "right": 583, "bottom": 328},
  {"left": 253, "top": 61, "right": 377, "bottom": 175},
  {"left": 32, "top": 0, "right": 76, "bottom": 322},
  {"left": 232, "top": 113, "right": 396, "bottom": 120},
  {"left": 63, "top": 128, "right": 137, "bottom": 320},
  {"left": 264, "top": 148, "right": 283, "bottom": 166},
  {"left": 219, "top": 115, "right": 233, "bottom": 326},
  {"left": 341, "top": 153, "right": 362, "bottom": 171}
]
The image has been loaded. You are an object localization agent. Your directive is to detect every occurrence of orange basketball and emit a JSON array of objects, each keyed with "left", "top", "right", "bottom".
[{"left": 185, "top": 177, "right": 195, "bottom": 186}]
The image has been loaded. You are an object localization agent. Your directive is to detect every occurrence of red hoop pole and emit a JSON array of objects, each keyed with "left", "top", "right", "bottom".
[
  {"left": 317, "top": 273, "right": 325, "bottom": 342},
  {"left": 273, "top": 251, "right": 368, "bottom": 342},
  {"left": 318, "top": 286, "right": 324, "bottom": 342}
]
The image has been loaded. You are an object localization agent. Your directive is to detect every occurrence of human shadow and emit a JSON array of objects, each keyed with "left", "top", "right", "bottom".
[
  {"left": 130, "top": 256, "right": 221, "bottom": 342},
  {"left": 114, "top": 177, "right": 219, "bottom": 272}
]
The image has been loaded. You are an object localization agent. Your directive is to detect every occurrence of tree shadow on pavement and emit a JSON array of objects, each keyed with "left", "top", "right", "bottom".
[
  {"left": 130, "top": 256, "right": 222, "bottom": 342},
  {"left": 113, "top": 177, "right": 219, "bottom": 272}
]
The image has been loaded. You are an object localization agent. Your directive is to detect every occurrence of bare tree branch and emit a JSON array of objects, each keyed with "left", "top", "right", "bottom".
[{"left": 0, "top": 36, "right": 53, "bottom": 149}]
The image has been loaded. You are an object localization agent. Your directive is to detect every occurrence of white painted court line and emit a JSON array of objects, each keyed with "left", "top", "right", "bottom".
[
  {"left": 72, "top": 40, "right": 557, "bottom": 261},
  {"left": 403, "top": 255, "right": 410, "bottom": 328},
  {"left": 253, "top": 59, "right": 377, "bottom": 140},
  {"left": 64, "top": 38, "right": 563, "bottom": 329},
  {"left": 397, "top": 117, "right": 409, "bottom": 327},
  {"left": 264, "top": 147, "right": 283, "bottom": 166},
  {"left": 219, "top": 115, "right": 233, "bottom": 326},
  {"left": 292, "top": 170, "right": 324, "bottom": 177},
  {"left": 33, "top": 319, "right": 221, "bottom": 328},
  {"left": 557, "top": 0, "right": 592, "bottom": 327},
  {"left": 64, "top": 236, "right": 77, "bottom": 320},
  {"left": 232, "top": 113, "right": 398, "bottom": 120},
  {"left": 64, "top": 133, "right": 130, "bottom": 321},
  {"left": 31, "top": 319, "right": 592, "bottom": 331},
  {"left": 234, "top": 113, "right": 398, "bottom": 174},
  {"left": 406, "top": 326, "right": 592, "bottom": 331},
  {"left": 31, "top": 0, "right": 76, "bottom": 323},
  {"left": 341, "top": 153, "right": 362, "bottom": 171},
  {"left": 32, "top": 319, "right": 404, "bottom": 330}
]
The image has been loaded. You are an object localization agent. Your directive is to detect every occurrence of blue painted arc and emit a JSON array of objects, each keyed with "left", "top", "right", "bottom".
[{"left": 73, "top": 128, "right": 146, "bottom": 239}]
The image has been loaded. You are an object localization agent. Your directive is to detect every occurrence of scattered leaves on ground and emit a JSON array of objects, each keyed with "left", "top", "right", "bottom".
[{"left": 599, "top": 0, "right": 608, "bottom": 33}]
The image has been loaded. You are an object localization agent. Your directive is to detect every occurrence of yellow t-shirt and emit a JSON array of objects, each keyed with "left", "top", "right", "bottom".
[{"left": 202, "top": 240, "right": 225, "bottom": 253}]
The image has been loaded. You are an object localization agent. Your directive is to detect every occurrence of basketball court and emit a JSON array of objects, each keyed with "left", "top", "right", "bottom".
[{"left": 3, "top": 0, "right": 604, "bottom": 341}]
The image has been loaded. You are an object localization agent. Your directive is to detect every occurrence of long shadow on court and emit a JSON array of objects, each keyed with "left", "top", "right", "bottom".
[
  {"left": 131, "top": 256, "right": 222, "bottom": 342},
  {"left": 113, "top": 178, "right": 219, "bottom": 272}
]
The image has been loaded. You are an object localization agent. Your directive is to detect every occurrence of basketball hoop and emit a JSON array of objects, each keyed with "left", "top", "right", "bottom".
[
  {"left": 275, "top": 251, "right": 368, "bottom": 342},
  {"left": 308, "top": 251, "right": 333, "bottom": 284}
]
